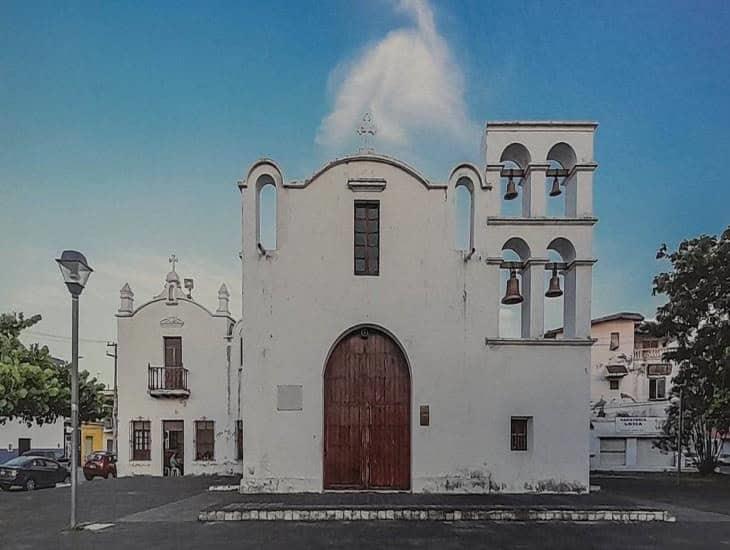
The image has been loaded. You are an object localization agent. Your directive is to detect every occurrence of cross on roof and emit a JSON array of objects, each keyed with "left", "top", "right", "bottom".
[
  {"left": 169, "top": 254, "right": 178, "bottom": 272},
  {"left": 356, "top": 112, "right": 377, "bottom": 153}
]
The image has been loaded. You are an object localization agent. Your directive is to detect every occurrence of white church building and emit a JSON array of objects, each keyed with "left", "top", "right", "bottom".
[{"left": 116, "top": 120, "right": 598, "bottom": 493}]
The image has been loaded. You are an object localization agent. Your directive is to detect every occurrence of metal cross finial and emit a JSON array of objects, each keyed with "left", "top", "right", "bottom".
[
  {"left": 356, "top": 112, "right": 377, "bottom": 153},
  {"left": 169, "top": 254, "right": 178, "bottom": 272}
]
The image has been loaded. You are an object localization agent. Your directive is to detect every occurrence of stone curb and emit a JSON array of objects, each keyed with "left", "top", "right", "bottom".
[{"left": 198, "top": 509, "right": 675, "bottom": 522}]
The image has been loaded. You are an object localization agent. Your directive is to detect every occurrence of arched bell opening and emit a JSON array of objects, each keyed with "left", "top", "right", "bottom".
[
  {"left": 545, "top": 159, "right": 567, "bottom": 218},
  {"left": 500, "top": 237, "right": 531, "bottom": 338},
  {"left": 499, "top": 143, "right": 531, "bottom": 217},
  {"left": 544, "top": 249, "right": 565, "bottom": 335},
  {"left": 546, "top": 237, "right": 577, "bottom": 337},
  {"left": 546, "top": 143, "right": 577, "bottom": 219}
]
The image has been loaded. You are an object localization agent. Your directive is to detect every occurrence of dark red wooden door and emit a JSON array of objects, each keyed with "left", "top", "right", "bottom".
[
  {"left": 164, "top": 337, "right": 182, "bottom": 388},
  {"left": 324, "top": 328, "right": 410, "bottom": 490}
]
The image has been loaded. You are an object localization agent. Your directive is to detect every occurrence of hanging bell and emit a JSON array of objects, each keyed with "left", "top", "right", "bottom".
[
  {"left": 545, "top": 265, "right": 563, "bottom": 298},
  {"left": 549, "top": 175, "right": 562, "bottom": 197},
  {"left": 504, "top": 175, "right": 518, "bottom": 200},
  {"left": 502, "top": 269, "right": 524, "bottom": 305}
]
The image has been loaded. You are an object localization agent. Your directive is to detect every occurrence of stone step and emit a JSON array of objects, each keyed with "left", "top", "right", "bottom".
[{"left": 199, "top": 508, "right": 674, "bottom": 522}]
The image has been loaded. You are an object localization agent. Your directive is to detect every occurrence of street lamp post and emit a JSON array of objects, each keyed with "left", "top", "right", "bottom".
[{"left": 56, "top": 250, "right": 93, "bottom": 529}]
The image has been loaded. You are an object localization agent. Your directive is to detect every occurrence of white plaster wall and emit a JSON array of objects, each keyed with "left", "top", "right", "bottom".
[
  {"left": 239, "top": 147, "right": 593, "bottom": 493},
  {"left": 117, "top": 298, "right": 237, "bottom": 476},
  {"left": 0, "top": 419, "right": 65, "bottom": 462}
]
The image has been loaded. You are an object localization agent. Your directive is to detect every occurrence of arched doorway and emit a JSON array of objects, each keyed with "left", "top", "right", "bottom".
[{"left": 323, "top": 327, "right": 411, "bottom": 490}]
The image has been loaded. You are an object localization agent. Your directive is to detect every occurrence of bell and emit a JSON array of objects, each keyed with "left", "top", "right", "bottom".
[
  {"left": 549, "top": 175, "right": 562, "bottom": 197},
  {"left": 545, "top": 265, "right": 563, "bottom": 298},
  {"left": 502, "top": 269, "right": 523, "bottom": 305},
  {"left": 504, "top": 175, "right": 518, "bottom": 200}
]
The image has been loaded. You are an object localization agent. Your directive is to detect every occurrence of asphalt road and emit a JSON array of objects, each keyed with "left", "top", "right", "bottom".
[{"left": 0, "top": 473, "right": 729, "bottom": 549}]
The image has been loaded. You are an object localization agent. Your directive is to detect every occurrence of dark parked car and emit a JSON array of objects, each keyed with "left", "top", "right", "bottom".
[
  {"left": 83, "top": 452, "right": 117, "bottom": 480},
  {"left": 0, "top": 456, "right": 70, "bottom": 491},
  {"left": 21, "top": 449, "right": 70, "bottom": 469}
]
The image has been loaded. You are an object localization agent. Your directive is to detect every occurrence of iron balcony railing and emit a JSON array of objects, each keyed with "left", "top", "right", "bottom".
[{"left": 148, "top": 364, "right": 189, "bottom": 395}]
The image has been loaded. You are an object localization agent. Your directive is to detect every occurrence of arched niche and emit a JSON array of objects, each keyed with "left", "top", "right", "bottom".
[
  {"left": 454, "top": 176, "right": 474, "bottom": 250},
  {"left": 256, "top": 174, "right": 277, "bottom": 251}
]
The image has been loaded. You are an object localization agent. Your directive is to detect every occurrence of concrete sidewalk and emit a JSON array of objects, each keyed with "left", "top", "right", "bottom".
[{"left": 198, "top": 491, "right": 674, "bottom": 522}]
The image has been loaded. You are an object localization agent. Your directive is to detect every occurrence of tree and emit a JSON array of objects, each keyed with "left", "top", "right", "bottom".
[
  {"left": 650, "top": 227, "right": 730, "bottom": 474},
  {"left": 0, "top": 312, "right": 107, "bottom": 426}
]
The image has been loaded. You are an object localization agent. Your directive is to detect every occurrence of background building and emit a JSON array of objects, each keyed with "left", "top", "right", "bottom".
[
  {"left": 548, "top": 312, "right": 678, "bottom": 471},
  {"left": 0, "top": 419, "right": 66, "bottom": 463},
  {"left": 115, "top": 261, "right": 238, "bottom": 476}
]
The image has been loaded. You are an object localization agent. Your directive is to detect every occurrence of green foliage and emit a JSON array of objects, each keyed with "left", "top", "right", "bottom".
[
  {"left": 650, "top": 227, "right": 730, "bottom": 474},
  {"left": 0, "top": 312, "right": 107, "bottom": 426}
]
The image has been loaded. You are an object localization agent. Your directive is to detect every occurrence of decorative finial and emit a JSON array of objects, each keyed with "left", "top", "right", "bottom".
[
  {"left": 356, "top": 112, "right": 377, "bottom": 153},
  {"left": 169, "top": 254, "right": 178, "bottom": 272},
  {"left": 216, "top": 283, "right": 231, "bottom": 315}
]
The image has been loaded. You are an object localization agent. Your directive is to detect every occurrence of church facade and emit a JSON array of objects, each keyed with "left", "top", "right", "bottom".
[
  {"left": 115, "top": 120, "right": 598, "bottom": 492},
  {"left": 237, "top": 121, "right": 598, "bottom": 493}
]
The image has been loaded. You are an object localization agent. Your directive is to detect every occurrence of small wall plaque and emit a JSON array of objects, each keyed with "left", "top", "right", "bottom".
[
  {"left": 419, "top": 405, "right": 430, "bottom": 426},
  {"left": 277, "top": 385, "right": 303, "bottom": 411}
]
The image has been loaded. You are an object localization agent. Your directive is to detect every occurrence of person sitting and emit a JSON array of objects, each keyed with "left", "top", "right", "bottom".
[{"left": 169, "top": 452, "right": 181, "bottom": 476}]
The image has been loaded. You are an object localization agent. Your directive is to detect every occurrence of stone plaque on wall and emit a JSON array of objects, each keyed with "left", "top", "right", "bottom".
[{"left": 277, "top": 385, "right": 303, "bottom": 411}]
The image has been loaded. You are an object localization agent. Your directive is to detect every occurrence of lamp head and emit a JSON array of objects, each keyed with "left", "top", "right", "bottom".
[{"left": 56, "top": 250, "right": 93, "bottom": 296}]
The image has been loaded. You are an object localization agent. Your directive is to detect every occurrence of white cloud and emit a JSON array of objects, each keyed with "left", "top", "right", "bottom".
[{"left": 317, "top": 0, "right": 477, "bottom": 154}]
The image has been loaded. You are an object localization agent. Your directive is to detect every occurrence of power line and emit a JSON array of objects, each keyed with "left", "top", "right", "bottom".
[{"left": 25, "top": 330, "right": 111, "bottom": 344}]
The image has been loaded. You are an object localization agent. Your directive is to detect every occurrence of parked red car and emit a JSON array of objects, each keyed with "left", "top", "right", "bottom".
[{"left": 83, "top": 452, "right": 117, "bottom": 480}]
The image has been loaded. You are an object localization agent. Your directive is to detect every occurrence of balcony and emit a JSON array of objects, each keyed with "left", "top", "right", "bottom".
[
  {"left": 148, "top": 365, "right": 190, "bottom": 398},
  {"left": 633, "top": 348, "right": 663, "bottom": 362}
]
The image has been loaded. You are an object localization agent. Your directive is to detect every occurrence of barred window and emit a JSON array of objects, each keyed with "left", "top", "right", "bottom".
[
  {"left": 195, "top": 420, "right": 215, "bottom": 461},
  {"left": 511, "top": 417, "right": 529, "bottom": 451},
  {"left": 132, "top": 421, "right": 151, "bottom": 461},
  {"left": 354, "top": 201, "right": 379, "bottom": 276}
]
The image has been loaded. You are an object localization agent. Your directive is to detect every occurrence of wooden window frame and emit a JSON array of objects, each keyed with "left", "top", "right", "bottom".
[
  {"left": 131, "top": 420, "right": 151, "bottom": 461},
  {"left": 609, "top": 332, "right": 620, "bottom": 351},
  {"left": 510, "top": 417, "right": 529, "bottom": 451},
  {"left": 649, "top": 377, "right": 666, "bottom": 400},
  {"left": 609, "top": 379, "right": 620, "bottom": 390},
  {"left": 354, "top": 201, "right": 380, "bottom": 276},
  {"left": 194, "top": 420, "right": 215, "bottom": 461}
]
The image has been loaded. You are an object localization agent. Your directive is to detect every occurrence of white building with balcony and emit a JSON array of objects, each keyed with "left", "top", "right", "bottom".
[
  {"left": 548, "top": 312, "right": 678, "bottom": 471},
  {"left": 115, "top": 260, "right": 239, "bottom": 477}
]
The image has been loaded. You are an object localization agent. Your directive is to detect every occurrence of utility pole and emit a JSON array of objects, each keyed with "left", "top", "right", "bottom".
[{"left": 106, "top": 342, "right": 118, "bottom": 456}]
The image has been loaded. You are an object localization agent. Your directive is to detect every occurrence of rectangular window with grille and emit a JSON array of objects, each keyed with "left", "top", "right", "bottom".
[
  {"left": 609, "top": 379, "right": 620, "bottom": 390},
  {"left": 195, "top": 420, "right": 215, "bottom": 461},
  {"left": 511, "top": 417, "right": 529, "bottom": 451},
  {"left": 131, "top": 421, "right": 151, "bottom": 461},
  {"left": 354, "top": 201, "right": 379, "bottom": 276}
]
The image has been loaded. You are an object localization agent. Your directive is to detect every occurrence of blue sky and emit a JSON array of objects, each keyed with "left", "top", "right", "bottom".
[{"left": 1, "top": 0, "right": 729, "bottom": 384}]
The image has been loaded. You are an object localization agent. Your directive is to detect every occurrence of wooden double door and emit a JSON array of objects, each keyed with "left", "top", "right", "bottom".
[{"left": 323, "top": 328, "right": 411, "bottom": 490}]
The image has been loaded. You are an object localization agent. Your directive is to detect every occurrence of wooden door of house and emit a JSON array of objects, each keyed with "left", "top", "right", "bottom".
[
  {"left": 164, "top": 337, "right": 182, "bottom": 389},
  {"left": 323, "top": 328, "right": 410, "bottom": 490}
]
